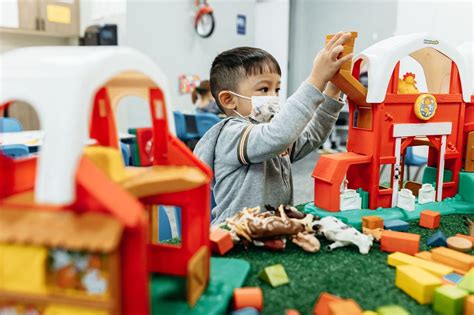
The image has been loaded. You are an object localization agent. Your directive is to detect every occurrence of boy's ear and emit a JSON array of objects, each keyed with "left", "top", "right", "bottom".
[{"left": 218, "top": 91, "right": 237, "bottom": 110}]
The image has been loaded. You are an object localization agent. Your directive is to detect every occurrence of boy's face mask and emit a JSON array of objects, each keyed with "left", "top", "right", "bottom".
[{"left": 229, "top": 91, "right": 280, "bottom": 124}]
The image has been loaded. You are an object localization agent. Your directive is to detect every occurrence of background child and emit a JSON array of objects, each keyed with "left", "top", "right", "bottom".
[
  {"left": 194, "top": 32, "right": 353, "bottom": 224},
  {"left": 191, "top": 80, "right": 220, "bottom": 114}
]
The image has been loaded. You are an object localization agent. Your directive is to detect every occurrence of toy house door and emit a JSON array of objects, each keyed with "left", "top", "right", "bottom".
[{"left": 391, "top": 122, "right": 452, "bottom": 207}]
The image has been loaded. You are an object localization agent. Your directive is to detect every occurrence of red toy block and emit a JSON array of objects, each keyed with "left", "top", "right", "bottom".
[
  {"left": 313, "top": 292, "right": 343, "bottom": 315},
  {"left": 362, "top": 216, "right": 384, "bottom": 229},
  {"left": 381, "top": 230, "right": 420, "bottom": 255},
  {"left": 419, "top": 210, "right": 440, "bottom": 229},
  {"left": 233, "top": 287, "right": 263, "bottom": 311},
  {"left": 210, "top": 228, "right": 234, "bottom": 255},
  {"left": 329, "top": 299, "right": 363, "bottom": 315}
]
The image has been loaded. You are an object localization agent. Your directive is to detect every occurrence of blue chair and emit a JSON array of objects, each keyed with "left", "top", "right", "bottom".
[
  {"left": 195, "top": 112, "right": 220, "bottom": 137},
  {"left": 120, "top": 142, "right": 130, "bottom": 166},
  {"left": 405, "top": 146, "right": 427, "bottom": 181},
  {"left": 0, "top": 117, "right": 23, "bottom": 132},
  {"left": 0, "top": 144, "right": 29, "bottom": 158},
  {"left": 173, "top": 111, "right": 200, "bottom": 142}
]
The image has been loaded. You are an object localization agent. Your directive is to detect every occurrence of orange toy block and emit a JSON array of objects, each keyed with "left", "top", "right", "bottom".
[
  {"left": 431, "top": 247, "right": 474, "bottom": 272},
  {"left": 419, "top": 210, "right": 440, "bottom": 229},
  {"left": 329, "top": 299, "right": 363, "bottom": 315},
  {"left": 362, "top": 216, "right": 384, "bottom": 229},
  {"left": 456, "top": 234, "right": 474, "bottom": 246},
  {"left": 210, "top": 228, "right": 234, "bottom": 255},
  {"left": 381, "top": 230, "right": 420, "bottom": 255},
  {"left": 286, "top": 310, "right": 300, "bottom": 315},
  {"left": 314, "top": 292, "right": 343, "bottom": 315},
  {"left": 233, "top": 287, "right": 263, "bottom": 311},
  {"left": 465, "top": 295, "right": 474, "bottom": 315}
]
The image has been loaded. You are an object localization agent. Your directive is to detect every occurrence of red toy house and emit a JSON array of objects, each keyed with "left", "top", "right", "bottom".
[{"left": 313, "top": 33, "right": 472, "bottom": 212}]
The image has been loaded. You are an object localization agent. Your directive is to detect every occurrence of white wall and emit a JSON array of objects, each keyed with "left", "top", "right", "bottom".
[
  {"left": 288, "top": 0, "right": 399, "bottom": 94},
  {"left": 125, "top": 0, "right": 257, "bottom": 113},
  {"left": 255, "top": 0, "right": 290, "bottom": 100}
]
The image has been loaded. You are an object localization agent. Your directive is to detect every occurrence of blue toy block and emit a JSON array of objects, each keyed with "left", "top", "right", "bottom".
[
  {"left": 443, "top": 273, "right": 464, "bottom": 285},
  {"left": 384, "top": 219, "right": 409, "bottom": 232},
  {"left": 231, "top": 307, "right": 260, "bottom": 315},
  {"left": 427, "top": 230, "right": 447, "bottom": 247}
]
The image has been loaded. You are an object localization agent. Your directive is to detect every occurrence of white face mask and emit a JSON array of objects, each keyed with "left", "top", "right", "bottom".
[{"left": 229, "top": 91, "right": 280, "bottom": 123}]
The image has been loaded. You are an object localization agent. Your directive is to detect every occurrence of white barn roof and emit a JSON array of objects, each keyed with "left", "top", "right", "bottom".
[
  {"left": 355, "top": 33, "right": 471, "bottom": 103},
  {"left": 0, "top": 46, "right": 174, "bottom": 205}
]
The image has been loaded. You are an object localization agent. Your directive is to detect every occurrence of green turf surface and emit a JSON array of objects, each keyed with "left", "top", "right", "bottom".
[{"left": 225, "top": 211, "right": 474, "bottom": 315}]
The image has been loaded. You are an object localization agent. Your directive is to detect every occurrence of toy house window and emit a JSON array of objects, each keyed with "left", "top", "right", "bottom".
[
  {"left": 353, "top": 105, "right": 372, "bottom": 130},
  {"left": 401, "top": 48, "right": 452, "bottom": 95},
  {"left": 151, "top": 205, "right": 182, "bottom": 246},
  {"left": 379, "top": 164, "right": 392, "bottom": 190}
]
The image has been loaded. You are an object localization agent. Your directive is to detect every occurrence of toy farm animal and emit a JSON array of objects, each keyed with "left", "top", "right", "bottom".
[{"left": 312, "top": 216, "right": 374, "bottom": 254}]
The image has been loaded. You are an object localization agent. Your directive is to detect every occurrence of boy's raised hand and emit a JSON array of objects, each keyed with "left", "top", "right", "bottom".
[{"left": 307, "top": 32, "right": 354, "bottom": 92}]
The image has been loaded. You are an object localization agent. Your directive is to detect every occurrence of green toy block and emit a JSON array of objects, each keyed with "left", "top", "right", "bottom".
[
  {"left": 459, "top": 172, "right": 474, "bottom": 203},
  {"left": 433, "top": 285, "right": 468, "bottom": 315},
  {"left": 376, "top": 305, "right": 409, "bottom": 315},
  {"left": 259, "top": 264, "right": 289, "bottom": 288},
  {"left": 422, "top": 166, "right": 452, "bottom": 186},
  {"left": 458, "top": 268, "right": 474, "bottom": 293},
  {"left": 357, "top": 188, "right": 369, "bottom": 209}
]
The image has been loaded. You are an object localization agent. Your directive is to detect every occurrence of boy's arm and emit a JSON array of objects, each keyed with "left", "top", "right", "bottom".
[
  {"left": 289, "top": 95, "right": 345, "bottom": 162},
  {"left": 237, "top": 82, "right": 325, "bottom": 165}
]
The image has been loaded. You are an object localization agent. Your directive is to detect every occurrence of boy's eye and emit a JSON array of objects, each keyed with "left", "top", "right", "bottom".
[
  {"left": 276, "top": 88, "right": 281, "bottom": 93},
  {"left": 259, "top": 87, "right": 269, "bottom": 93}
]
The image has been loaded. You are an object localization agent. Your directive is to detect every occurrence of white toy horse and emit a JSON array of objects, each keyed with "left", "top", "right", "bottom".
[{"left": 312, "top": 216, "right": 374, "bottom": 254}]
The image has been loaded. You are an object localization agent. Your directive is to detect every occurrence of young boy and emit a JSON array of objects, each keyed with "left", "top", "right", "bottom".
[{"left": 194, "top": 32, "right": 353, "bottom": 224}]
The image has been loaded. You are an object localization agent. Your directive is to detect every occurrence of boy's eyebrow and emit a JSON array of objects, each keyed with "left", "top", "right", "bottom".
[{"left": 255, "top": 79, "right": 281, "bottom": 85}]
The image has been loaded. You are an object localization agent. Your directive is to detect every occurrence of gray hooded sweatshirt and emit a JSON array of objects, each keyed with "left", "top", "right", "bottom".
[{"left": 194, "top": 82, "right": 344, "bottom": 225}]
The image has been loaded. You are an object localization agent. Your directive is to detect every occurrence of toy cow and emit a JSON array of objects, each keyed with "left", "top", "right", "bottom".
[{"left": 312, "top": 216, "right": 374, "bottom": 254}]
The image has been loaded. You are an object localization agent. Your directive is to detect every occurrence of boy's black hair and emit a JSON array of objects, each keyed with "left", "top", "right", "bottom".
[{"left": 210, "top": 47, "right": 281, "bottom": 111}]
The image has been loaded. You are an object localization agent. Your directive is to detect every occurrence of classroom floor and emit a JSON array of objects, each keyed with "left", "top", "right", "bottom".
[{"left": 226, "top": 212, "right": 474, "bottom": 315}]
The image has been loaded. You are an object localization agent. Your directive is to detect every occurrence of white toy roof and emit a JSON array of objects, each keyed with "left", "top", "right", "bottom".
[
  {"left": 355, "top": 33, "right": 471, "bottom": 103},
  {"left": 457, "top": 42, "right": 474, "bottom": 96},
  {"left": 0, "top": 46, "right": 174, "bottom": 205}
]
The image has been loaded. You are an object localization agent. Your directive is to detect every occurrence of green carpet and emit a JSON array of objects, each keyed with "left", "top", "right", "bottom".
[{"left": 226, "top": 211, "right": 474, "bottom": 315}]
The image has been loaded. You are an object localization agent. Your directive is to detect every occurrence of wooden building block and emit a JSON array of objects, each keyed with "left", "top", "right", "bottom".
[
  {"left": 443, "top": 273, "right": 464, "bottom": 285},
  {"left": 419, "top": 210, "right": 440, "bottom": 229},
  {"left": 431, "top": 247, "right": 474, "bottom": 272},
  {"left": 231, "top": 307, "right": 260, "bottom": 315},
  {"left": 387, "top": 252, "right": 453, "bottom": 277},
  {"left": 381, "top": 230, "right": 420, "bottom": 255},
  {"left": 210, "top": 228, "right": 234, "bottom": 255},
  {"left": 465, "top": 295, "right": 474, "bottom": 315},
  {"left": 259, "top": 264, "right": 289, "bottom": 288},
  {"left": 458, "top": 269, "right": 474, "bottom": 293},
  {"left": 285, "top": 310, "right": 300, "bottom": 315},
  {"left": 447, "top": 236, "right": 472, "bottom": 253},
  {"left": 233, "top": 287, "right": 264, "bottom": 311},
  {"left": 416, "top": 251, "right": 434, "bottom": 261},
  {"left": 376, "top": 305, "right": 410, "bottom": 315},
  {"left": 433, "top": 285, "right": 468, "bottom": 315},
  {"left": 362, "top": 312, "right": 378, "bottom": 315},
  {"left": 456, "top": 234, "right": 474, "bottom": 246},
  {"left": 427, "top": 230, "right": 447, "bottom": 247},
  {"left": 395, "top": 265, "right": 442, "bottom": 304},
  {"left": 314, "top": 292, "right": 343, "bottom": 315},
  {"left": 362, "top": 216, "right": 384, "bottom": 229},
  {"left": 384, "top": 219, "right": 409, "bottom": 232},
  {"left": 328, "top": 299, "right": 362, "bottom": 315}
]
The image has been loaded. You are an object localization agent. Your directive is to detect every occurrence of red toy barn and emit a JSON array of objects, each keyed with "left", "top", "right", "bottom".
[{"left": 313, "top": 33, "right": 472, "bottom": 212}]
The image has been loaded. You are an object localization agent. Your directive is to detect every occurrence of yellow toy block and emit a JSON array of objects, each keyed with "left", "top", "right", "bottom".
[
  {"left": 362, "top": 311, "right": 379, "bottom": 315},
  {"left": 395, "top": 265, "right": 442, "bottom": 304},
  {"left": 431, "top": 247, "right": 474, "bottom": 272},
  {"left": 415, "top": 251, "right": 434, "bottom": 261},
  {"left": 388, "top": 252, "right": 453, "bottom": 277},
  {"left": 83, "top": 146, "right": 126, "bottom": 182},
  {"left": 0, "top": 243, "right": 47, "bottom": 294}
]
